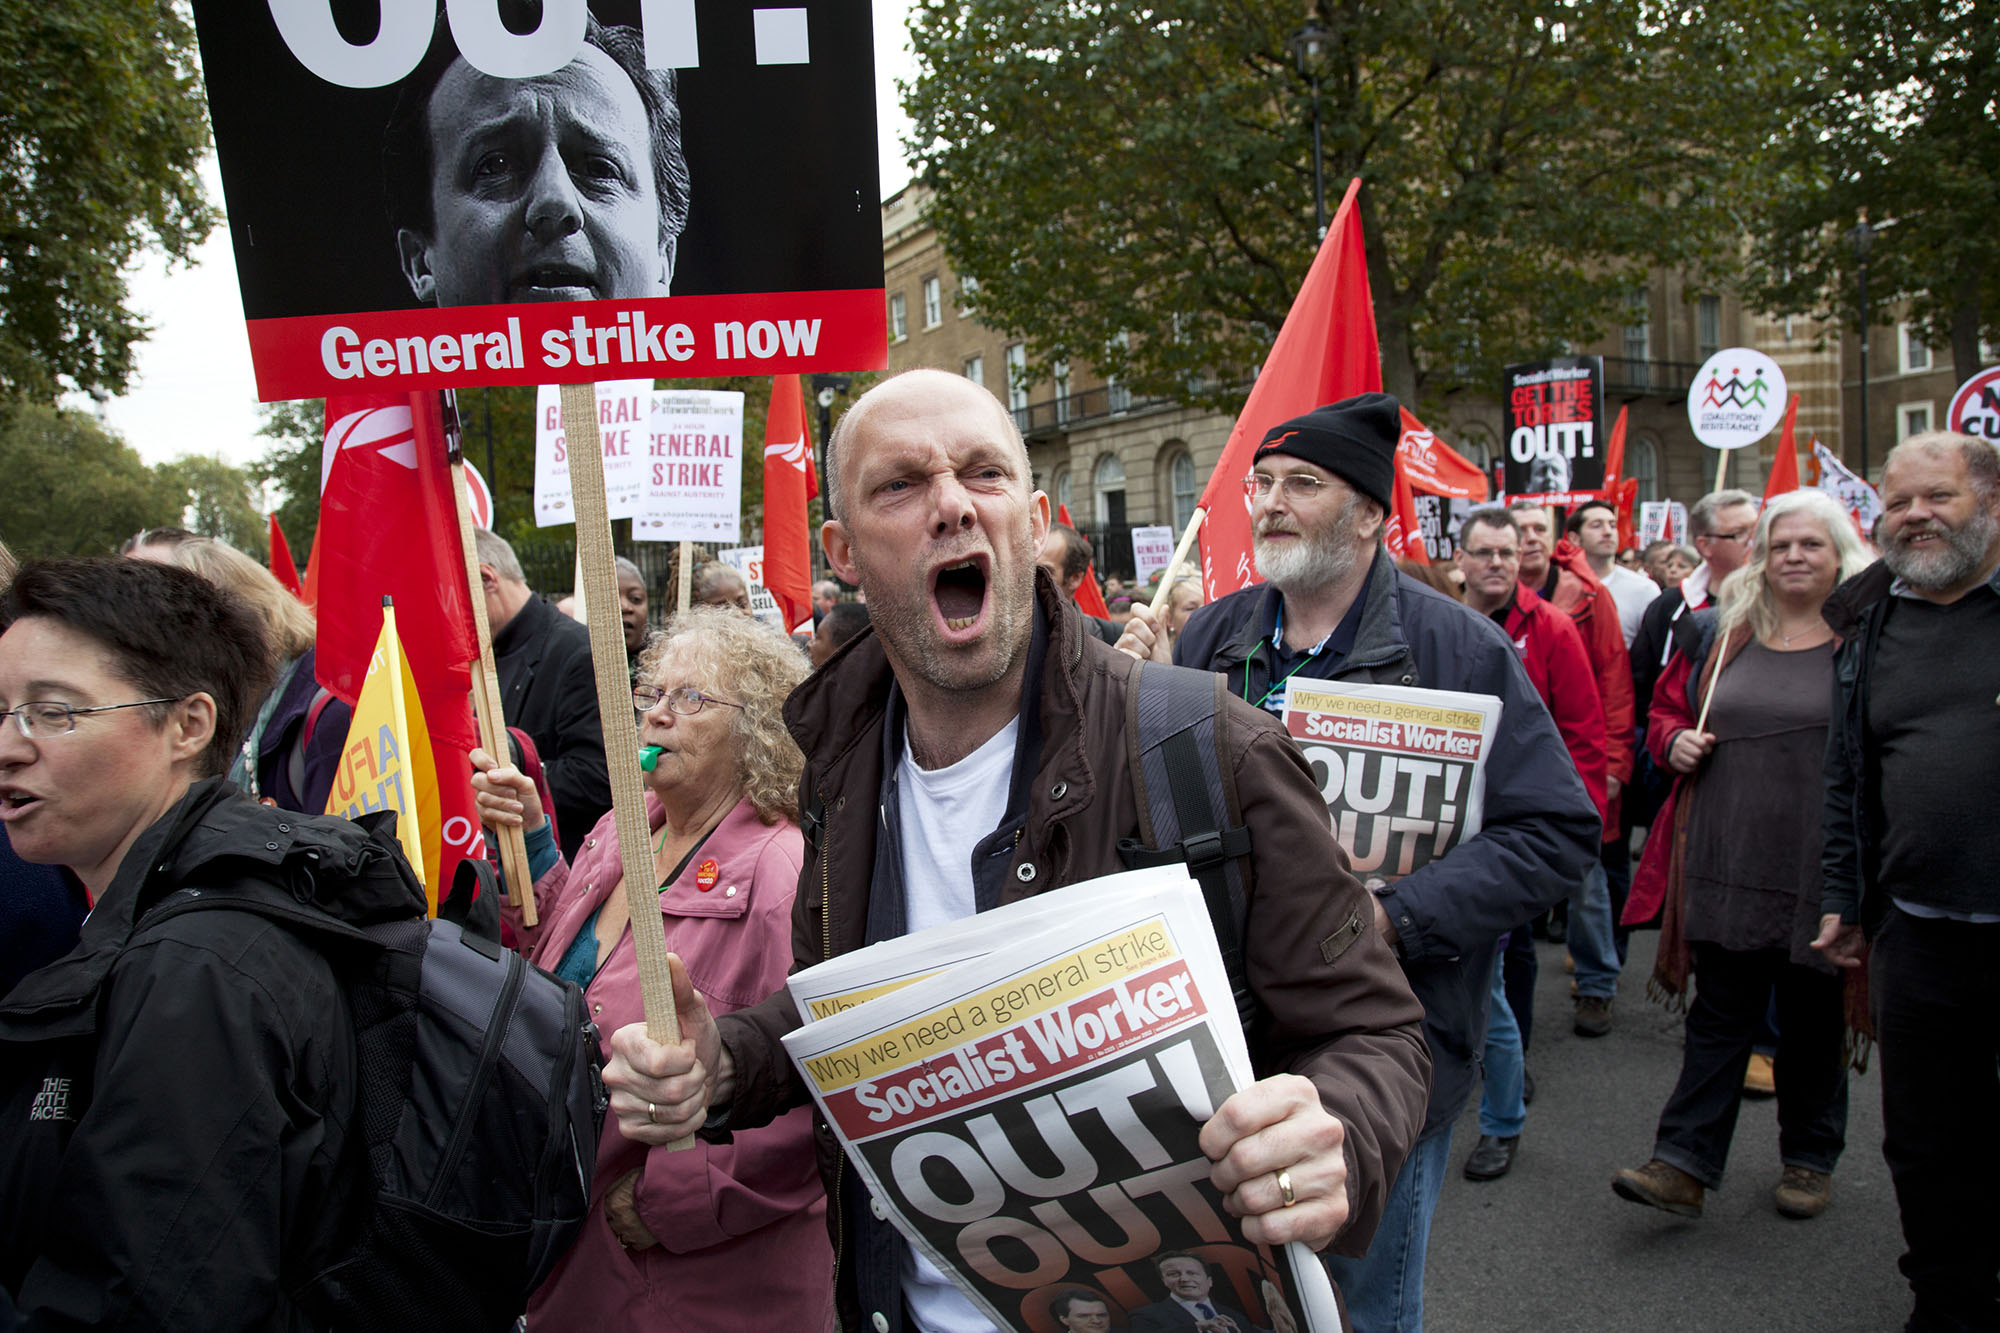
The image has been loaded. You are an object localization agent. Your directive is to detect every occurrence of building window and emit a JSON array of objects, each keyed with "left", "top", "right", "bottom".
[
  {"left": 889, "top": 293, "right": 907, "bottom": 342},
  {"left": 1094, "top": 453, "right": 1127, "bottom": 529},
  {"left": 922, "top": 276, "right": 941, "bottom": 329},
  {"left": 1697, "top": 296, "right": 1721, "bottom": 360},
  {"left": 1106, "top": 332, "right": 1132, "bottom": 412},
  {"left": 963, "top": 354, "right": 983, "bottom": 388},
  {"left": 1052, "top": 466, "right": 1072, "bottom": 516},
  {"left": 1899, "top": 323, "right": 1931, "bottom": 374},
  {"left": 1629, "top": 436, "right": 1660, "bottom": 504},
  {"left": 1005, "top": 343, "right": 1028, "bottom": 413},
  {"left": 957, "top": 275, "right": 978, "bottom": 315},
  {"left": 1622, "top": 291, "right": 1650, "bottom": 373},
  {"left": 1053, "top": 361, "right": 1071, "bottom": 426},
  {"left": 1899, "top": 402, "right": 1932, "bottom": 440},
  {"left": 1167, "top": 448, "right": 1198, "bottom": 531}
]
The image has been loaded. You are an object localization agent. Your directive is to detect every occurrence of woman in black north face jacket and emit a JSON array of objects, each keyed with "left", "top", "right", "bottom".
[{"left": 0, "top": 558, "right": 409, "bottom": 1330}]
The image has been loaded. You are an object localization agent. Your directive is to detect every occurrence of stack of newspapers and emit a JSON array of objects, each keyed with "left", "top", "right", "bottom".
[{"left": 781, "top": 865, "right": 1341, "bottom": 1333}]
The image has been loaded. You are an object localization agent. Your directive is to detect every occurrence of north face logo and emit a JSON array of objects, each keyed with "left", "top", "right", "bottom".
[{"left": 29, "top": 1077, "right": 73, "bottom": 1122}]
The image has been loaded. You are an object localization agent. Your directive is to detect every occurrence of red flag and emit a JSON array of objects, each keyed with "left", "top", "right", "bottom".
[
  {"left": 1195, "top": 177, "right": 1380, "bottom": 599},
  {"left": 761, "top": 375, "right": 818, "bottom": 633},
  {"left": 317, "top": 392, "right": 484, "bottom": 894},
  {"left": 1398, "top": 408, "right": 1489, "bottom": 500},
  {"left": 1384, "top": 458, "right": 1429, "bottom": 564},
  {"left": 1765, "top": 394, "right": 1801, "bottom": 501},
  {"left": 268, "top": 513, "right": 303, "bottom": 600},
  {"left": 1054, "top": 503, "right": 1114, "bottom": 617},
  {"left": 1602, "top": 404, "right": 1630, "bottom": 487},
  {"left": 1614, "top": 477, "right": 1639, "bottom": 551}
]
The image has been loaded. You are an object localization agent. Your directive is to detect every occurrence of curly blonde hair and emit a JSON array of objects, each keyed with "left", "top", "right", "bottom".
[{"left": 637, "top": 606, "right": 808, "bottom": 824}]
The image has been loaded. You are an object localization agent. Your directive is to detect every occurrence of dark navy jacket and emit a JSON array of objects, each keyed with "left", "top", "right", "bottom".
[{"left": 1175, "top": 548, "right": 1601, "bottom": 1135}]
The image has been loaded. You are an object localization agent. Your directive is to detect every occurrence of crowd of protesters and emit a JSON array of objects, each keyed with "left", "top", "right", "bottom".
[{"left": 2, "top": 383, "right": 1995, "bottom": 1332}]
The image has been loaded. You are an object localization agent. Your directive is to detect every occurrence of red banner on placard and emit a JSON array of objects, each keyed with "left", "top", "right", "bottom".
[{"left": 244, "top": 288, "right": 889, "bottom": 402}]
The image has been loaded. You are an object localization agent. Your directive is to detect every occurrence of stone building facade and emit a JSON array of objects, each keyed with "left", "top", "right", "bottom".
[{"left": 880, "top": 181, "right": 1991, "bottom": 575}]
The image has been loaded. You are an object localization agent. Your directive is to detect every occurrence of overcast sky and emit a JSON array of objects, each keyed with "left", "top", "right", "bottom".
[{"left": 97, "top": 0, "right": 921, "bottom": 470}]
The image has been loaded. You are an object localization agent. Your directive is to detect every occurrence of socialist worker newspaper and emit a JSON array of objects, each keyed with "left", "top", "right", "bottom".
[
  {"left": 780, "top": 868, "right": 1339, "bottom": 1333},
  {"left": 1279, "top": 681, "right": 1503, "bottom": 887}
]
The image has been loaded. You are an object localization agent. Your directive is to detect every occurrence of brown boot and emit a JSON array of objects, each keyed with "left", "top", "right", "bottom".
[
  {"left": 1743, "top": 1052, "right": 1776, "bottom": 1098},
  {"left": 1612, "top": 1159, "right": 1705, "bottom": 1217},
  {"left": 1774, "top": 1166, "right": 1832, "bottom": 1219}
]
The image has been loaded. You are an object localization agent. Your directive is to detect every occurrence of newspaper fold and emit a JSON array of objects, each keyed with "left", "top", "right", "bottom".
[
  {"left": 1280, "top": 680, "right": 1503, "bottom": 887},
  {"left": 781, "top": 867, "right": 1340, "bottom": 1333}
]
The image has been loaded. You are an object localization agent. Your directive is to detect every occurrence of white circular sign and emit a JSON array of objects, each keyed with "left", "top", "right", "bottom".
[
  {"left": 1948, "top": 366, "right": 2000, "bottom": 445},
  {"left": 1687, "top": 348, "right": 1788, "bottom": 450},
  {"left": 464, "top": 460, "right": 495, "bottom": 529}
]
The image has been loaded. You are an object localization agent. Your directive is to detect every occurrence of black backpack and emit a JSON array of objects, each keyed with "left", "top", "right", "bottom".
[
  {"left": 141, "top": 796, "right": 605, "bottom": 1331},
  {"left": 1116, "top": 661, "right": 1259, "bottom": 1030}
]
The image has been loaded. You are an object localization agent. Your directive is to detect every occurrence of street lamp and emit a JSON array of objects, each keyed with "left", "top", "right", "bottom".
[
  {"left": 1848, "top": 218, "right": 1874, "bottom": 479},
  {"left": 1287, "top": 19, "right": 1331, "bottom": 240},
  {"left": 809, "top": 372, "right": 852, "bottom": 486}
]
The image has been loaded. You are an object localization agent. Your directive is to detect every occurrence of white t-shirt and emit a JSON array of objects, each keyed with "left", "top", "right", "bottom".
[
  {"left": 894, "top": 716, "right": 1018, "bottom": 1332},
  {"left": 1600, "top": 563, "right": 1659, "bottom": 647}
]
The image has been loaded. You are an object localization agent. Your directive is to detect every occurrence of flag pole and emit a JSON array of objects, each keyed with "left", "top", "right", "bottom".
[
  {"left": 441, "top": 392, "right": 538, "bottom": 928},
  {"left": 559, "top": 381, "right": 693, "bottom": 1151},
  {"left": 1146, "top": 508, "right": 1208, "bottom": 617}
]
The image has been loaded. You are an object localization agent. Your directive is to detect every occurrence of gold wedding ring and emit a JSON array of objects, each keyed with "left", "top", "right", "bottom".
[{"left": 1278, "top": 1169, "right": 1297, "bottom": 1207}]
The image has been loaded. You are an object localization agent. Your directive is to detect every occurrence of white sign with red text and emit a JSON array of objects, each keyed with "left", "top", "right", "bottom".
[
  {"left": 533, "top": 380, "right": 652, "bottom": 526},
  {"left": 633, "top": 390, "right": 744, "bottom": 542}
]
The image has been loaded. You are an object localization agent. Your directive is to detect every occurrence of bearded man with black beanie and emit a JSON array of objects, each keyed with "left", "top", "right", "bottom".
[{"left": 1121, "top": 393, "right": 1600, "bottom": 1332}]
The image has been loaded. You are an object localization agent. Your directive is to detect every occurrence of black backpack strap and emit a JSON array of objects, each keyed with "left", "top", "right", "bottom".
[{"left": 1117, "top": 662, "right": 1257, "bottom": 1031}]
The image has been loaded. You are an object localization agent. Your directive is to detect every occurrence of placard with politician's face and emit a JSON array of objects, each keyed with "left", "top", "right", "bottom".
[{"left": 190, "top": 0, "right": 886, "bottom": 399}]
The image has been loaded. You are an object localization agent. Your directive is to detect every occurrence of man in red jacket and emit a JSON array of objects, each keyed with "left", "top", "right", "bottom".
[
  {"left": 1455, "top": 507, "right": 1610, "bottom": 1178},
  {"left": 1510, "top": 500, "right": 1627, "bottom": 1035}
]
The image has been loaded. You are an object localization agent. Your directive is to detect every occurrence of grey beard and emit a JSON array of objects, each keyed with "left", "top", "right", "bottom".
[
  {"left": 1884, "top": 509, "right": 2000, "bottom": 590},
  {"left": 1255, "top": 530, "right": 1361, "bottom": 593}
]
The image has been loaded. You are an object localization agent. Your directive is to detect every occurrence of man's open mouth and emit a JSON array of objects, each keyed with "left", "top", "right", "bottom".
[
  {"left": 0, "top": 789, "right": 41, "bottom": 820},
  {"left": 514, "top": 264, "right": 599, "bottom": 300},
  {"left": 932, "top": 558, "right": 989, "bottom": 632}
]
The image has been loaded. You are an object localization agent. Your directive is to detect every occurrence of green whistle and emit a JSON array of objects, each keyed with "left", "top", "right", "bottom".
[{"left": 639, "top": 745, "right": 664, "bottom": 773}]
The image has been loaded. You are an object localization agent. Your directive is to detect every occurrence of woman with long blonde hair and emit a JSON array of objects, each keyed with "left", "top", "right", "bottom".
[{"left": 1613, "top": 489, "right": 1872, "bottom": 1224}]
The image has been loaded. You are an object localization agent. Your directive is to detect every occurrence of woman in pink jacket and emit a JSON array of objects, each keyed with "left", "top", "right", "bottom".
[{"left": 473, "top": 606, "right": 831, "bottom": 1331}]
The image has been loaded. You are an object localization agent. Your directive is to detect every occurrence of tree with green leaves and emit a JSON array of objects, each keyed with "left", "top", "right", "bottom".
[
  {"left": 0, "top": 404, "right": 179, "bottom": 557},
  {"left": 155, "top": 452, "right": 265, "bottom": 551},
  {"left": 905, "top": 0, "right": 1797, "bottom": 407},
  {"left": 0, "top": 5, "right": 215, "bottom": 401},
  {"left": 1749, "top": 0, "right": 1998, "bottom": 380}
]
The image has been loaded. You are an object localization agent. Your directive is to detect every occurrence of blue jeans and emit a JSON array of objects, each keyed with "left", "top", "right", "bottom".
[
  {"left": 1568, "top": 861, "right": 1619, "bottom": 1000},
  {"left": 1479, "top": 947, "right": 1527, "bottom": 1138},
  {"left": 1323, "top": 1125, "right": 1454, "bottom": 1333}
]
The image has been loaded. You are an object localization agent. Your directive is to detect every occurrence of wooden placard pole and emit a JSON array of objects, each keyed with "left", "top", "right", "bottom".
[
  {"left": 1146, "top": 508, "right": 1207, "bottom": 617},
  {"left": 1693, "top": 625, "right": 1730, "bottom": 738},
  {"left": 440, "top": 393, "right": 536, "bottom": 927},
  {"left": 1714, "top": 447, "right": 1730, "bottom": 494},
  {"left": 558, "top": 382, "right": 693, "bottom": 1151},
  {"left": 677, "top": 539, "right": 693, "bottom": 613}
]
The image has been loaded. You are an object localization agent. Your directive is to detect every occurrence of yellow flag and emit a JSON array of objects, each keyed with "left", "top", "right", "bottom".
[{"left": 325, "top": 603, "right": 441, "bottom": 915}]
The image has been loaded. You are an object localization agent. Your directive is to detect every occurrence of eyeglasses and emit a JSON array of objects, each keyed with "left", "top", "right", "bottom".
[
  {"left": 632, "top": 685, "right": 743, "bottom": 716},
  {"left": 1243, "top": 472, "right": 1331, "bottom": 503},
  {"left": 1461, "top": 547, "right": 1519, "bottom": 564},
  {"left": 1699, "top": 529, "right": 1754, "bottom": 545},
  {"left": 2, "top": 698, "right": 180, "bottom": 739}
]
